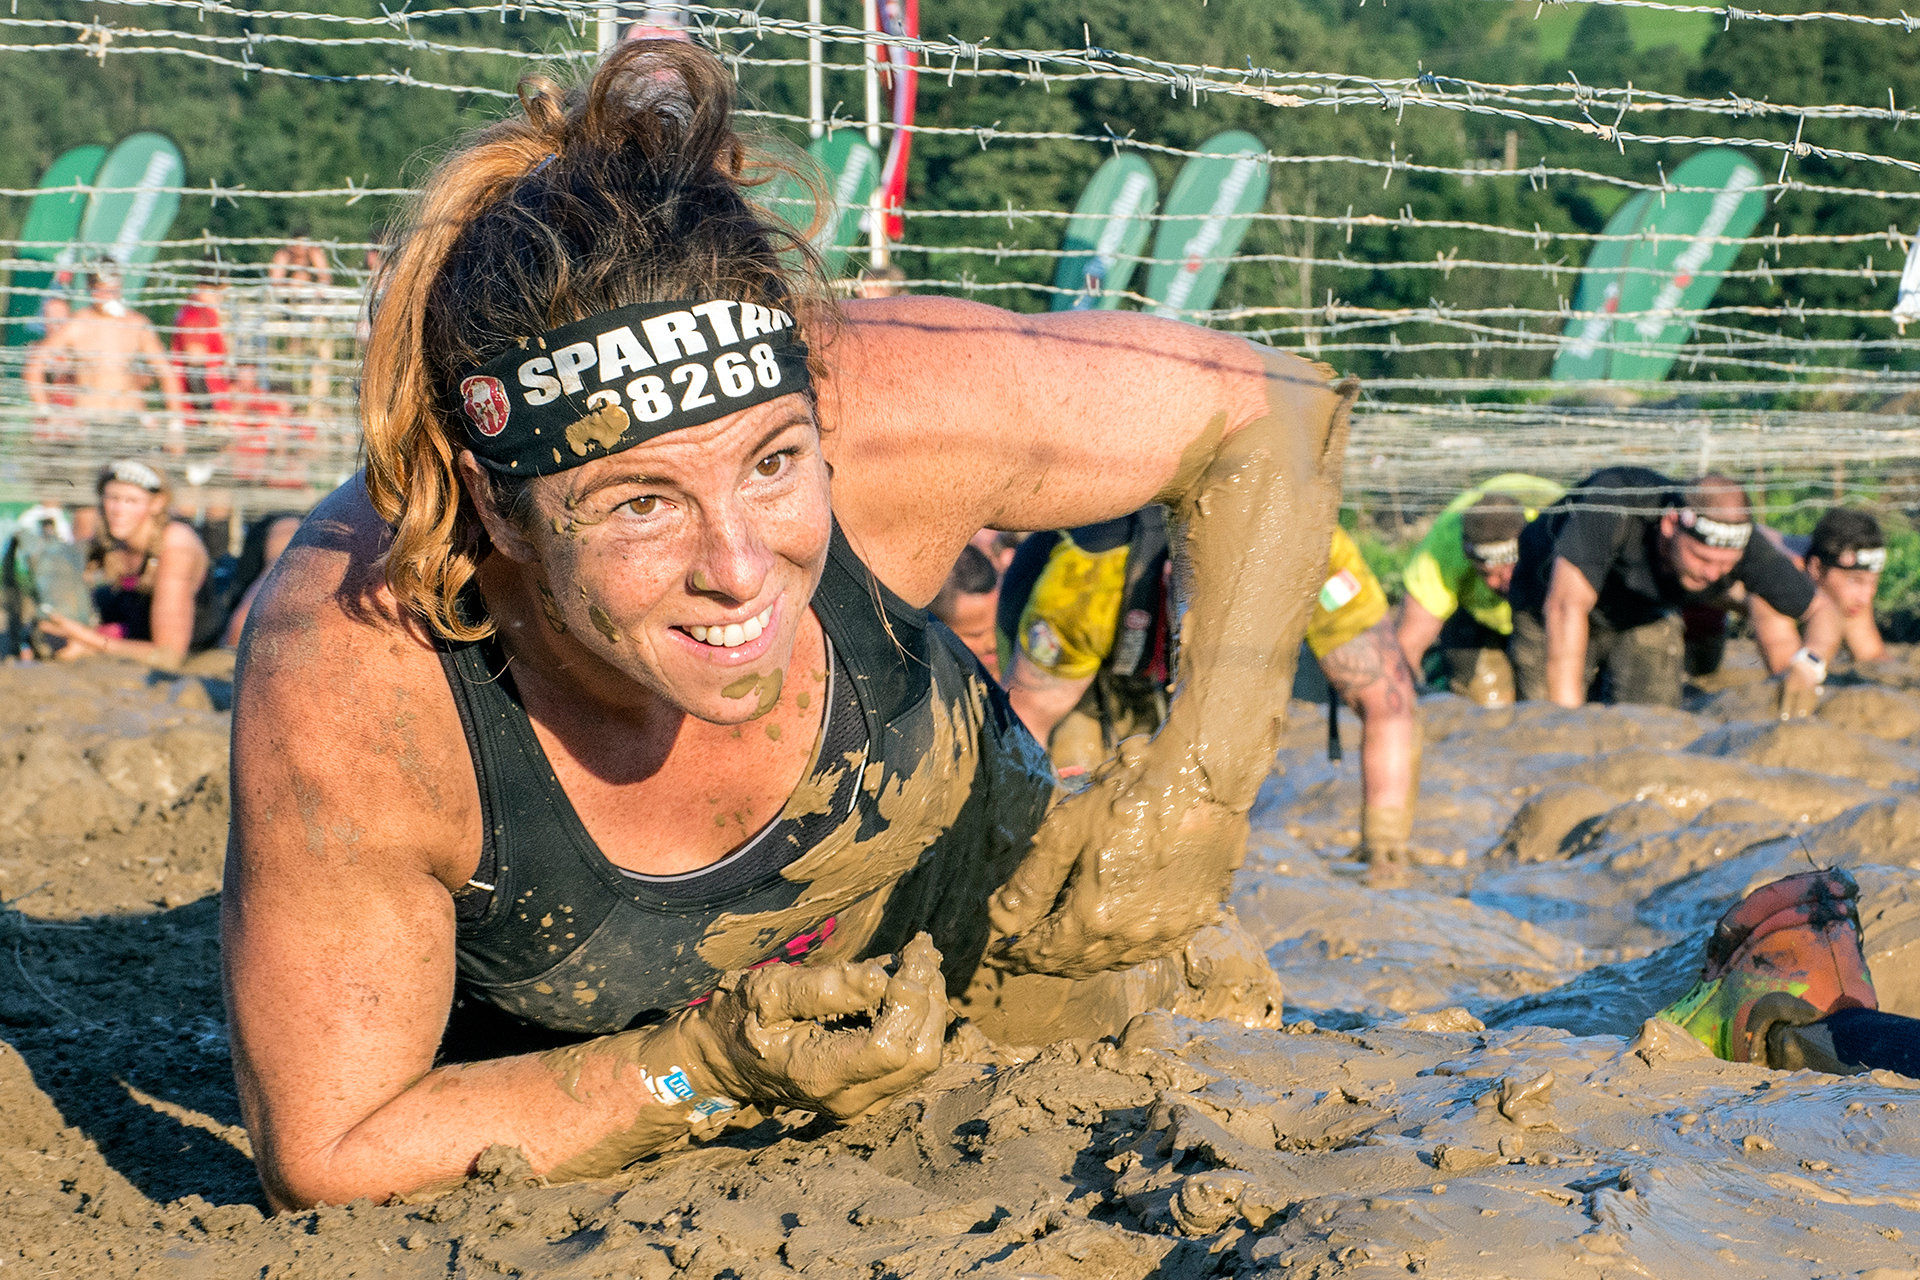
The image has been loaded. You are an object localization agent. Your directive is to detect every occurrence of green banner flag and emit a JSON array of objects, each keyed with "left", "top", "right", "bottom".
[
  {"left": 4, "top": 145, "right": 107, "bottom": 345},
  {"left": 765, "top": 132, "right": 879, "bottom": 278},
  {"left": 1050, "top": 154, "right": 1158, "bottom": 311},
  {"left": 75, "top": 132, "right": 186, "bottom": 305},
  {"left": 1553, "top": 149, "right": 1766, "bottom": 383},
  {"left": 1144, "top": 131, "right": 1270, "bottom": 320},
  {"left": 1552, "top": 191, "right": 1653, "bottom": 381}
]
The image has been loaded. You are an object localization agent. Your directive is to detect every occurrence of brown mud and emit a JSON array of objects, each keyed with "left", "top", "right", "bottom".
[{"left": 9, "top": 645, "right": 1920, "bottom": 1276}]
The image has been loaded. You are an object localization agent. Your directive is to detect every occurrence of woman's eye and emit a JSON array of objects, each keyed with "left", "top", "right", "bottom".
[{"left": 755, "top": 452, "right": 786, "bottom": 478}]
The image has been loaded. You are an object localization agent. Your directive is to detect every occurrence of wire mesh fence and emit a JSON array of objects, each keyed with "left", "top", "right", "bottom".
[{"left": 6, "top": 0, "right": 1920, "bottom": 528}]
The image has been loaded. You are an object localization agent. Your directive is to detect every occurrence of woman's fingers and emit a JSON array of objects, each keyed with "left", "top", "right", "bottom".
[
  {"left": 744, "top": 958, "right": 889, "bottom": 1026},
  {"left": 868, "top": 934, "right": 949, "bottom": 1064},
  {"left": 987, "top": 820, "right": 1083, "bottom": 943},
  {"left": 796, "top": 937, "right": 949, "bottom": 1116}
]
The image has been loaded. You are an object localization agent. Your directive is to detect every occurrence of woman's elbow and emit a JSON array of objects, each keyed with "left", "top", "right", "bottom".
[{"left": 253, "top": 1144, "right": 405, "bottom": 1213}]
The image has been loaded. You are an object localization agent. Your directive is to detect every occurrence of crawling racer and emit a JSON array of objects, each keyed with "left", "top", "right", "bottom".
[{"left": 223, "top": 42, "right": 1352, "bottom": 1207}]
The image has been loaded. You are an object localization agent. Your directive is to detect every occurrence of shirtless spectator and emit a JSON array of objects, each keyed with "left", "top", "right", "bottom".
[{"left": 24, "top": 266, "right": 188, "bottom": 453}]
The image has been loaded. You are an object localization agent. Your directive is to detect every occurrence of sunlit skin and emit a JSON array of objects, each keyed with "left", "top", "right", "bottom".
[
  {"left": 224, "top": 297, "right": 1288, "bottom": 1210},
  {"left": 931, "top": 588, "right": 1000, "bottom": 679},
  {"left": 1543, "top": 510, "right": 1839, "bottom": 708},
  {"left": 462, "top": 394, "right": 829, "bottom": 730},
  {"left": 1393, "top": 538, "right": 1515, "bottom": 673}
]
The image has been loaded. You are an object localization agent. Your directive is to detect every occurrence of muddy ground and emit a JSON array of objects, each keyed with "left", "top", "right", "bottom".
[{"left": 6, "top": 652, "right": 1920, "bottom": 1278}]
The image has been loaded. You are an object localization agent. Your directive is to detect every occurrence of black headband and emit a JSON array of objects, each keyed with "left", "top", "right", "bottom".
[{"left": 454, "top": 300, "right": 811, "bottom": 476}]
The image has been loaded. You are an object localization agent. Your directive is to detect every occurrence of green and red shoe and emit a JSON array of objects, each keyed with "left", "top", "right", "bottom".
[{"left": 1658, "top": 868, "right": 1877, "bottom": 1066}]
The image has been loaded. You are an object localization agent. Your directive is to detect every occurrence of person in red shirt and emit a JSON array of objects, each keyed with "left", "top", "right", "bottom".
[
  {"left": 171, "top": 268, "right": 232, "bottom": 427},
  {"left": 214, "top": 365, "right": 291, "bottom": 488}
]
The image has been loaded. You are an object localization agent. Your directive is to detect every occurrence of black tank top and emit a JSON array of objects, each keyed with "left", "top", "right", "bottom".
[{"left": 435, "top": 524, "right": 1046, "bottom": 1060}]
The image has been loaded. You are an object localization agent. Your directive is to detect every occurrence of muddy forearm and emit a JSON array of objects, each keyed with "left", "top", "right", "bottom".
[
  {"left": 259, "top": 1019, "right": 731, "bottom": 1207},
  {"left": 988, "top": 351, "right": 1353, "bottom": 978},
  {"left": 1152, "top": 350, "right": 1357, "bottom": 810}
]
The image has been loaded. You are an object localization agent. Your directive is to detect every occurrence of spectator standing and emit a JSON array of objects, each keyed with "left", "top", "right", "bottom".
[
  {"left": 171, "top": 264, "right": 233, "bottom": 427},
  {"left": 23, "top": 265, "right": 188, "bottom": 452}
]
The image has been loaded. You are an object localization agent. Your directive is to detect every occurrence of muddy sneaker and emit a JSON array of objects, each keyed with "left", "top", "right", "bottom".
[
  {"left": 1658, "top": 869, "right": 1877, "bottom": 1067},
  {"left": 1357, "top": 803, "right": 1415, "bottom": 888},
  {"left": 1358, "top": 840, "right": 1412, "bottom": 889}
]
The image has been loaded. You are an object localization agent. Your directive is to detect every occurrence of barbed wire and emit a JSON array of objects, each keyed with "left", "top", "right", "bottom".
[
  {"left": 8, "top": 1, "right": 1920, "bottom": 520},
  {"left": 1478, "top": 0, "right": 1920, "bottom": 34},
  {"left": 15, "top": 3, "right": 1920, "bottom": 178}
]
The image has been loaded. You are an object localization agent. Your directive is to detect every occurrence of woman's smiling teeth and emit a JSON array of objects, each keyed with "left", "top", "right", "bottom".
[{"left": 688, "top": 605, "right": 772, "bottom": 649}]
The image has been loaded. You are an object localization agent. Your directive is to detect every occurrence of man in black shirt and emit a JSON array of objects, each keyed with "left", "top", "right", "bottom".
[{"left": 1508, "top": 467, "right": 1839, "bottom": 711}]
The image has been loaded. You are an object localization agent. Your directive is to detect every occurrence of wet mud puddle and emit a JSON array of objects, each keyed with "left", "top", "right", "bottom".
[{"left": 8, "top": 652, "right": 1920, "bottom": 1277}]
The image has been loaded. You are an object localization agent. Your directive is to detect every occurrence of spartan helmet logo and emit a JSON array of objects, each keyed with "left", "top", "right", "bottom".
[{"left": 460, "top": 375, "right": 511, "bottom": 438}]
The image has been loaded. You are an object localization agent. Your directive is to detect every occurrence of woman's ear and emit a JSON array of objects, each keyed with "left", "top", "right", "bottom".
[{"left": 456, "top": 451, "right": 541, "bottom": 564}]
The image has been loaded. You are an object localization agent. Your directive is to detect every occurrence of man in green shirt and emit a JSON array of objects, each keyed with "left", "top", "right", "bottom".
[{"left": 1395, "top": 474, "right": 1564, "bottom": 705}]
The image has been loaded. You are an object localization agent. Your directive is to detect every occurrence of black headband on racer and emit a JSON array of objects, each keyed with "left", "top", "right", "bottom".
[
  {"left": 454, "top": 299, "right": 811, "bottom": 476},
  {"left": 1675, "top": 506, "right": 1752, "bottom": 552}
]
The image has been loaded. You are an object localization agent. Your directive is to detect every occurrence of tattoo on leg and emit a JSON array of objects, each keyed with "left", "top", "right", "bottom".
[{"left": 1323, "top": 626, "right": 1414, "bottom": 716}]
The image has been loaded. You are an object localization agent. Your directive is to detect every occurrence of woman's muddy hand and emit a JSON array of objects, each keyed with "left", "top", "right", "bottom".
[
  {"left": 987, "top": 740, "right": 1248, "bottom": 979},
  {"left": 693, "top": 933, "right": 950, "bottom": 1120}
]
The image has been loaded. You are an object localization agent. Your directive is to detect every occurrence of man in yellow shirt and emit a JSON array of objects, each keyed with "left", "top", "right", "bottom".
[
  {"left": 997, "top": 509, "right": 1421, "bottom": 880},
  {"left": 1395, "top": 474, "right": 1565, "bottom": 705}
]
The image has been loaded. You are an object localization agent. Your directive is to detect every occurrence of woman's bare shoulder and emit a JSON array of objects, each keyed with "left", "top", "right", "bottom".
[
  {"left": 234, "top": 476, "right": 479, "bottom": 879},
  {"left": 159, "top": 519, "right": 210, "bottom": 565},
  {"left": 244, "top": 478, "right": 420, "bottom": 651}
]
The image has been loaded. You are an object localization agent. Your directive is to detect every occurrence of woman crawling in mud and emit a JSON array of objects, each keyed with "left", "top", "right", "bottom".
[
  {"left": 37, "top": 459, "right": 210, "bottom": 667},
  {"left": 223, "top": 41, "right": 1351, "bottom": 1208}
]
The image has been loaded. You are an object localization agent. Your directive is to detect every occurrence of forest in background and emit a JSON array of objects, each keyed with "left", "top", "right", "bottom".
[
  {"left": 10, "top": 0, "right": 1920, "bottom": 624},
  {"left": 2, "top": 0, "right": 1917, "bottom": 384}
]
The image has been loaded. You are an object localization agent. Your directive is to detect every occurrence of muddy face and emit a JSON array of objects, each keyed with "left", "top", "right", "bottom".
[{"left": 509, "top": 393, "right": 830, "bottom": 725}]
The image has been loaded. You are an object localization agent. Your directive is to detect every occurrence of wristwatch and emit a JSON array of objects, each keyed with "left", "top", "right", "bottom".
[{"left": 1789, "top": 648, "right": 1827, "bottom": 685}]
